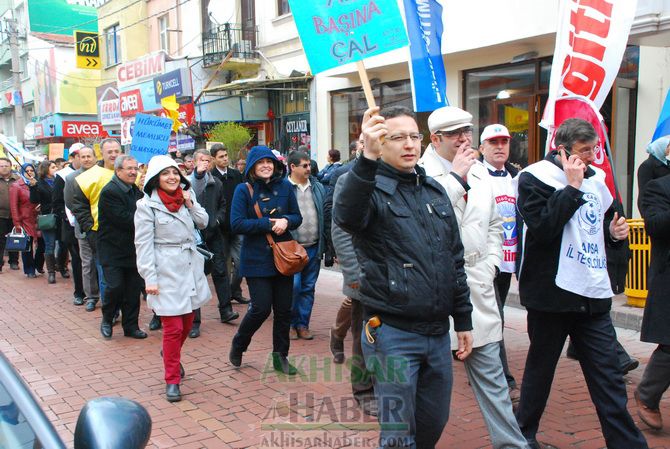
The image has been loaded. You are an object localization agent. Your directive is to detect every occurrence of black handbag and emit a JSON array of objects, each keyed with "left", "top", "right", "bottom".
[
  {"left": 5, "top": 227, "right": 31, "bottom": 252},
  {"left": 37, "top": 213, "right": 57, "bottom": 231}
]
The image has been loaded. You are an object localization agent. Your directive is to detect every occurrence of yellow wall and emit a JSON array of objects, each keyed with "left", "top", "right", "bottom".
[{"left": 98, "top": 0, "right": 149, "bottom": 80}]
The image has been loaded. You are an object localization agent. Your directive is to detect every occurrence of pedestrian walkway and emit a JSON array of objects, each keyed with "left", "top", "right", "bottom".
[{"left": 0, "top": 268, "right": 667, "bottom": 448}]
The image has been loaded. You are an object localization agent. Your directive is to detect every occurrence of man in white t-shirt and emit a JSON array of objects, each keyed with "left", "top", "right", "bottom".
[{"left": 479, "top": 124, "right": 520, "bottom": 402}]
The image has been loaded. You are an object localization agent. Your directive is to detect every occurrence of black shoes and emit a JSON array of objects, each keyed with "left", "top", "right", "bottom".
[
  {"left": 47, "top": 272, "right": 56, "bottom": 284},
  {"left": 229, "top": 347, "right": 242, "bottom": 367},
  {"left": 272, "top": 353, "right": 297, "bottom": 375},
  {"left": 9, "top": 263, "right": 19, "bottom": 270},
  {"left": 100, "top": 322, "right": 112, "bottom": 339},
  {"left": 188, "top": 325, "right": 200, "bottom": 338},
  {"left": 85, "top": 299, "right": 97, "bottom": 312},
  {"left": 220, "top": 310, "right": 240, "bottom": 323},
  {"left": 622, "top": 357, "right": 640, "bottom": 375},
  {"left": 60, "top": 269, "right": 70, "bottom": 279},
  {"left": 149, "top": 314, "right": 162, "bottom": 330},
  {"left": 73, "top": 296, "right": 85, "bottom": 306},
  {"left": 329, "top": 330, "right": 345, "bottom": 364},
  {"left": 166, "top": 384, "right": 181, "bottom": 402},
  {"left": 124, "top": 329, "right": 148, "bottom": 339},
  {"left": 232, "top": 296, "right": 250, "bottom": 304}
]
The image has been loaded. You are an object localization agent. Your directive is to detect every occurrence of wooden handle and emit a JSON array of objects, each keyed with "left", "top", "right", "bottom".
[{"left": 356, "top": 60, "right": 376, "bottom": 109}]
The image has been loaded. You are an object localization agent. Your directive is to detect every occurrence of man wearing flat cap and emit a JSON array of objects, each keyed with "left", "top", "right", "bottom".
[{"left": 420, "top": 106, "right": 528, "bottom": 448}]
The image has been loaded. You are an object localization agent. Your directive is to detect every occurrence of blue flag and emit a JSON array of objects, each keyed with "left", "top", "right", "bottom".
[
  {"left": 652, "top": 88, "right": 670, "bottom": 142},
  {"left": 403, "top": 0, "right": 448, "bottom": 112}
]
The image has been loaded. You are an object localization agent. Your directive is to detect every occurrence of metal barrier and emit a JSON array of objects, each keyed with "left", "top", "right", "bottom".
[{"left": 624, "top": 219, "right": 650, "bottom": 308}]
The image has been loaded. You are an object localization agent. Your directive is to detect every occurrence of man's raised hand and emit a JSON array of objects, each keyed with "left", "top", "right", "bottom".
[{"left": 361, "top": 107, "right": 386, "bottom": 161}]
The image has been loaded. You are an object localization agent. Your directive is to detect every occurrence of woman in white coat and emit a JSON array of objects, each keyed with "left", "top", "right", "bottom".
[{"left": 134, "top": 155, "right": 211, "bottom": 402}]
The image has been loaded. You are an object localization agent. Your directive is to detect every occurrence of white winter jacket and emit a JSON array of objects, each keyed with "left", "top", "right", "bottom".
[{"left": 419, "top": 145, "right": 503, "bottom": 349}]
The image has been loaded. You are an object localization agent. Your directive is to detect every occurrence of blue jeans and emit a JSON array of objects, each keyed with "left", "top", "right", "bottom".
[
  {"left": 41, "top": 229, "right": 56, "bottom": 255},
  {"left": 290, "top": 244, "right": 320, "bottom": 329},
  {"left": 362, "top": 322, "right": 453, "bottom": 449}
]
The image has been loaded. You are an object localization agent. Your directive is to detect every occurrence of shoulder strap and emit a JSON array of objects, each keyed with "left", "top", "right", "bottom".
[{"left": 246, "top": 183, "right": 276, "bottom": 247}]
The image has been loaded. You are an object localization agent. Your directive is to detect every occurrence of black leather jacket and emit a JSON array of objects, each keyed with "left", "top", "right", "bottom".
[{"left": 334, "top": 157, "right": 472, "bottom": 335}]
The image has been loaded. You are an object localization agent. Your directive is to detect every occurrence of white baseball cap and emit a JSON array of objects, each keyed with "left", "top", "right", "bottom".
[{"left": 480, "top": 124, "right": 511, "bottom": 143}]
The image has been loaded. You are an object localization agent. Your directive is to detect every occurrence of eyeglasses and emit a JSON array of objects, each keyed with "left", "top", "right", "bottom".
[
  {"left": 387, "top": 133, "right": 423, "bottom": 143},
  {"left": 122, "top": 166, "right": 139, "bottom": 172},
  {"left": 438, "top": 127, "right": 473, "bottom": 138},
  {"left": 296, "top": 163, "right": 310, "bottom": 169}
]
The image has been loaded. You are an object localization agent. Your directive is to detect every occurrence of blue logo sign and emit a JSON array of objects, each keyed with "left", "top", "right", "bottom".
[
  {"left": 288, "top": 0, "right": 408, "bottom": 74},
  {"left": 154, "top": 69, "right": 183, "bottom": 103}
]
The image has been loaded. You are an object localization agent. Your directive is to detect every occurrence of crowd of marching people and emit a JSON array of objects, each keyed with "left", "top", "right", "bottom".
[{"left": 0, "top": 105, "right": 669, "bottom": 448}]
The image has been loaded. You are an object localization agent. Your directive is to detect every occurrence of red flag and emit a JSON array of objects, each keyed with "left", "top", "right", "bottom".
[{"left": 548, "top": 96, "right": 617, "bottom": 197}]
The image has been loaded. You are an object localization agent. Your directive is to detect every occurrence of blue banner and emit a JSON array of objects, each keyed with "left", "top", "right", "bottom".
[
  {"left": 130, "top": 113, "right": 173, "bottom": 164},
  {"left": 403, "top": 0, "right": 448, "bottom": 112},
  {"left": 288, "top": 0, "right": 408, "bottom": 74},
  {"left": 652, "top": 88, "right": 670, "bottom": 142},
  {"left": 154, "top": 69, "right": 184, "bottom": 103}
]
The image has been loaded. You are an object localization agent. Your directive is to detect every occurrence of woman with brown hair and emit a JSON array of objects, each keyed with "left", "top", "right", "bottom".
[{"left": 29, "top": 160, "right": 58, "bottom": 283}]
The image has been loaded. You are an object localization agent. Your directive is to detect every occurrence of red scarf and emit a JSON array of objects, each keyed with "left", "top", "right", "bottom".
[{"left": 157, "top": 186, "right": 184, "bottom": 212}]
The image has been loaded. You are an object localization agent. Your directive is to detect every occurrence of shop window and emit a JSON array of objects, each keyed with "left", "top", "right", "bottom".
[{"left": 105, "top": 24, "right": 121, "bottom": 67}]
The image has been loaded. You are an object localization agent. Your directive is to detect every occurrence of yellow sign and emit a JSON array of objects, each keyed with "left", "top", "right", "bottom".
[
  {"left": 504, "top": 105, "right": 529, "bottom": 133},
  {"left": 75, "top": 31, "right": 100, "bottom": 70}
]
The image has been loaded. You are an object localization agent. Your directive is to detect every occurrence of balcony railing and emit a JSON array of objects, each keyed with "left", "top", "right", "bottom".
[{"left": 202, "top": 23, "right": 259, "bottom": 67}]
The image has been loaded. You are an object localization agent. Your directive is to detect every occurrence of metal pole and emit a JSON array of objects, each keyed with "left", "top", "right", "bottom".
[{"left": 6, "top": 17, "right": 24, "bottom": 144}]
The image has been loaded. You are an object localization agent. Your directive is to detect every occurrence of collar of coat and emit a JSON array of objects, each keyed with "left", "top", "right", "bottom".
[{"left": 374, "top": 160, "right": 443, "bottom": 196}]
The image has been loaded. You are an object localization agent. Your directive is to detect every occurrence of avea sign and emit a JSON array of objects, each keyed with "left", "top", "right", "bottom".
[{"left": 62, "top": 121, "right": 109, "bottom": 138}]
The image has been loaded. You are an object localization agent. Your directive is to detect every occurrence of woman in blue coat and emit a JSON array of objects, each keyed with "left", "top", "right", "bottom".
[{"left": 229, "top": 146, "right": 302, "bottom": 374}]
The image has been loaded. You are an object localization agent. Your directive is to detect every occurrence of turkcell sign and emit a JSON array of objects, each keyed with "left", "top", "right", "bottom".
[
  {"left": 154, "top": 69, "right": 184, "bottom": 103},
  {"left": 117, "top": 52, "right": 166, "bottom": 87}
]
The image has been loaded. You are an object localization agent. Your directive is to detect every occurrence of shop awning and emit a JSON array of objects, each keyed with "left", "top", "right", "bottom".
[{"left": 202, "top": 73, "right": 312, "bottom": 95}]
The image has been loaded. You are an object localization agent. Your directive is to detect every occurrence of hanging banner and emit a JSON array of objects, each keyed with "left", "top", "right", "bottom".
[
  {"left": 652, "top": 88, "right": 670, "bottom": 142},
  {"left": 402, "top": 0, "right": 448, "bottom": 112},
  {"left": 129, "top": 114, "right": 173, "bottom": 164},
  {"left": 287, "top": 0, "right": 409, "bottom": 74},
  {"left": 541, "top": 0, "right": 638, "bottom": 129}
]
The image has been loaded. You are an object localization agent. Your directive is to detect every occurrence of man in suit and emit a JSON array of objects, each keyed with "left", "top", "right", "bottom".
[
  {"left": 97, "top": 155, "right": 147, "bottom": 340},
  {"left": 209, "top": 144, "right": 248, "bottom": 304}
]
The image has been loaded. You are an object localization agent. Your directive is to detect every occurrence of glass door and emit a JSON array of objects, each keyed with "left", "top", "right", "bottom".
[{"left": 493, "top": 96, "right": 537, "bottom": 167}]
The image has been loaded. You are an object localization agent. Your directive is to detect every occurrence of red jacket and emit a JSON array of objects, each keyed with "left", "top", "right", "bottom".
[{"left": 9, "top": 178, "right": 39, "bottom": 238}]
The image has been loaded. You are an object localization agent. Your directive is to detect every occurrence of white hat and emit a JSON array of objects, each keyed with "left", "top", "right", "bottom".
[
  {"left": 428, "top": 106, "right": 473, "bottom": 134},
  {"left": 480, "top": 124, "right": 511, "bottom": 143},
  {"left": 68, "top": 142, "right": 85, "bottom": 155},
  {"left": 143, "top": 155, "right": 191, "bottom": 195}
]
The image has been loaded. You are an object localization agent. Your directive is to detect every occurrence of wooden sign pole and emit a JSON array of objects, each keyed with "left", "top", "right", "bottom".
[{"left": 356, "top": 60, "right": 377, "bottom": 109}]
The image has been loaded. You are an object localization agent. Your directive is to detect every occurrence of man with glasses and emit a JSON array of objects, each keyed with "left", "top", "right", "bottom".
[
  {"left": 420, "top": 106, "right": 528, "bottom": 448},
  {"left": 97, "top": 155, "right": 147, "bottom": 340},
  {"left": 515, "top": 119, "right": 647, "bottom": 449},
  {"left": 287, "top": 151, "right": 326, "bottom": 340},
  {"left": 335, "top": 105, "right": 473, "bottom": 448}
]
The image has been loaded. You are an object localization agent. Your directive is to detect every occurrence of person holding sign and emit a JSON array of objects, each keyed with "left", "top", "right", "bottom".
[
  {"left": 334, "top": 106, "right": 473, "bottom": 449},
  {"left": 514, "top": 119, "right": 648, "bottom": 449}
]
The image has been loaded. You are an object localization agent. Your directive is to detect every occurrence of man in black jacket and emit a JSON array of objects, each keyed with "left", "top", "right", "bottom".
[
  {"left": 515, "top": 119, "right": 647, "bottom": 449},
  {"left": 189, "top": 149, "right": 239, "bottom": 338},
  {"left": 52, "top": 144, "right": 85, "bottom": 304},
  {"left": 97, "top": 155, "right": 146, "bottom": 340},
  {"left": 334, "top": 105, "right": 473, "bottom": 449},
  {"left": 209, "top": 144, "right": 247, "bottom": 304}
]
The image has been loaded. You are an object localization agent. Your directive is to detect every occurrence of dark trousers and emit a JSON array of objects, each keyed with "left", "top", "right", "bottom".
[
  {"left": 62, "top": 224, "right": 84, "bottom": 299},
  {"left": 20, "top": 236, "right": 44, "bottom": 275},
  {"left": 222, "top": 233, "right": 243, "bottom": 299},
  {"left": 637, "top": 344, "right": 670, "bottom": 410},
  {"left": 193, "top": 235, "right": 231, "bottom": 325},
  {"left": 516, "top": 309, "right": 648, "bottom": 449},
  {"left": 0, "top": 217, "right": 19, "bottom": 267},
  {"left": 350, "top": 298, "right": 374, "bottom": 397},
  {"left": 232, "top": 275, "right": 293, "bottom": 356},
  {"left": 101, "top": 265, "right": 142, "bottom": 333},
  {"left": 494, "top": 271, "right": 516, "bottom": 387}
]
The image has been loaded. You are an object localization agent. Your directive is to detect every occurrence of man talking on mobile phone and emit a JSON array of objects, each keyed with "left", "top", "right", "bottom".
[{"left": 514, "top": 118, "right": 648, "bottom": 449}]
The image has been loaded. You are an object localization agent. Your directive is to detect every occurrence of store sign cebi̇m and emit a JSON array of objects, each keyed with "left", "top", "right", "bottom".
[
  {"left": 153, "top": 68, "right": 191, "bottom": 103},
  {"left": 117, "top": 52, "right": 166, "bottom": 87}
]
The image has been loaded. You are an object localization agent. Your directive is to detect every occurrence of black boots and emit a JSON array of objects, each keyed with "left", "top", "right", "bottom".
[
  {"left": 229, "top": 347, "right": 242, "bottom": 367},
  {"left": 272, "top": 353, "right": 297, "bottom": 375},
  {"left": 149, "top": 313, "right": 162, "bottom": 330},
  {"left": 220, "top": 307, "right": 239, "bottom": 323},
  {"left": 165, "top": 384, "right": 181, "bottom": 402},
  {"left": 45, "top": 255, "right": 56, "bottom": 284}
]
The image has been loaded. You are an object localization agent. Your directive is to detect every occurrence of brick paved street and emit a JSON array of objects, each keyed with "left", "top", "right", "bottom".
[{"left": 0, "top": 266, "right": 668, "bottom": 449}]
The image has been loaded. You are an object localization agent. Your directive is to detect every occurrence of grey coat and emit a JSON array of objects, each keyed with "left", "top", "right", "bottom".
[
  {"left": 134, "top": 190, "right": 211, "bottom": 316},
  {"left": 331, "top": 172, "right": 360, "bottom": 300}
]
